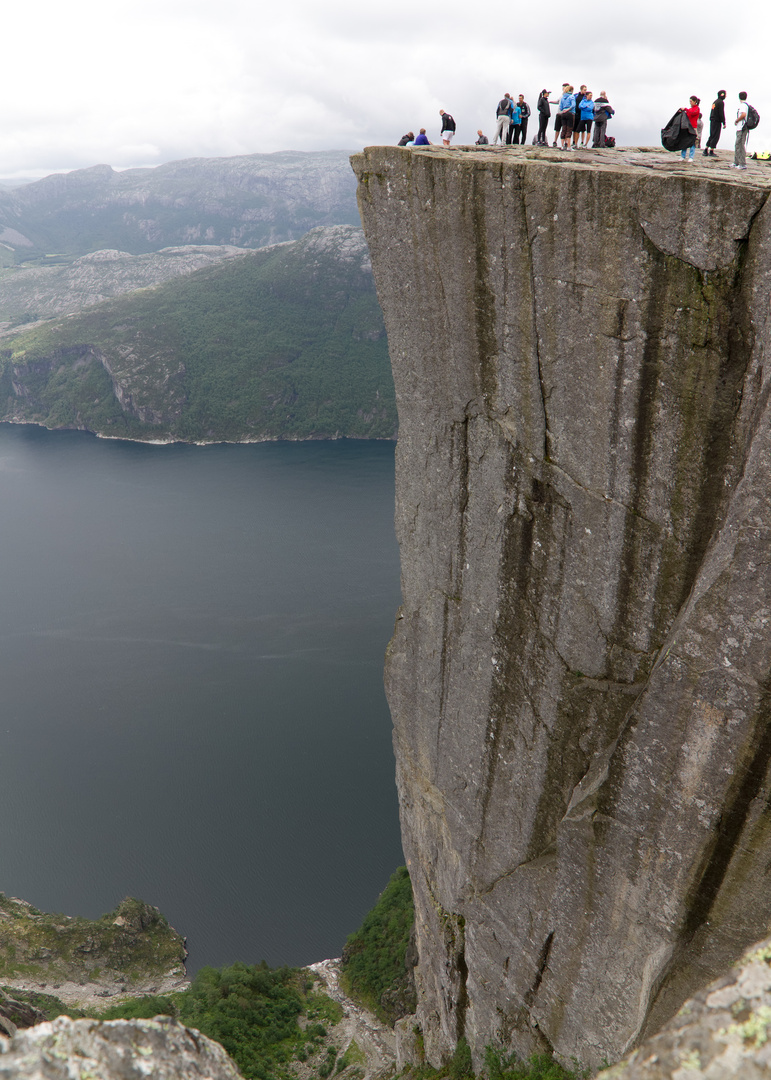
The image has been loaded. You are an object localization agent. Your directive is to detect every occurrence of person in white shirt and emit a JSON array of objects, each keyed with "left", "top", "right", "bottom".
[{"left": 733, "top": 91, "right": 750, "bottom": 170}]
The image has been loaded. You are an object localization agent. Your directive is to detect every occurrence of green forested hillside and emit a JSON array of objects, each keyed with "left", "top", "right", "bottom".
[{"left": 0, "top": 226, "right": 396, "bottom": 442}]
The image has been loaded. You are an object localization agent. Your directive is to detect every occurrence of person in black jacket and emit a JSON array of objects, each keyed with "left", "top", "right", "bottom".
[
  {"left": 513, "top": 95, "right": 531, "bottom": 143},
  {"left": 703, "top": 91, "right": 727, "bottom": 156},
  {"left": 439, "top": 109, "right": 456, "bottom": 147},
  {"left": 536, "top": 91, "right": 551, "bottom": 145},
  {"left": 398, "top": 132, "right": 415, "bottom": 146}
]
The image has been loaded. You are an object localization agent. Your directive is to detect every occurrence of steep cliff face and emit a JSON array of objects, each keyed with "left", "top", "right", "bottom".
[{"left": 352, "top": 146, "right": 771, "bottom": 1071}]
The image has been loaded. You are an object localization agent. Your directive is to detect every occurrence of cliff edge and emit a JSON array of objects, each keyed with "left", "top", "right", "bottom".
[{"left": 351, "top": 145, "right": 771, "bottom": 1071}]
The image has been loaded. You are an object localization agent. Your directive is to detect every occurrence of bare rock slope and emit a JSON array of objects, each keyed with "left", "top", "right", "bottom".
[{"left": 352, "top": 145, "right": 771, "bottom": 1071}]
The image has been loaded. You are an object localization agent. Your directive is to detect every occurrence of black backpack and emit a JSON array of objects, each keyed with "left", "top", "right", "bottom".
[
  {"left": 661, "top": 109, "right": 694, "bottom": 151},
  {"left": 746, "top": 104, "right": 760, "bottom": 130}
]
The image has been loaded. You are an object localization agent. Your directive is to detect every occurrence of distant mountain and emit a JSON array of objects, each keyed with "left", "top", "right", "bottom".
[
  {"left": 0, "top": 225, "right": 396, "bottom": 442},
  {"left": 0, "top": 245, "right": 250, "bottom": 326},
  {"left": 0, "top": 151, "right": 359, "bottom": 262}
]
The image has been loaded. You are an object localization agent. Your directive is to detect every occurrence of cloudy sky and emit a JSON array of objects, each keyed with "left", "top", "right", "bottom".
[{"left": 2, "top": 0, "right": 769, "bottom": 179}]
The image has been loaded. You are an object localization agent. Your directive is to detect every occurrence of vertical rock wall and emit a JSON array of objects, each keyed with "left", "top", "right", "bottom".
[{"left": 351, "top": 146, "right": 771, "bottom": 1071}]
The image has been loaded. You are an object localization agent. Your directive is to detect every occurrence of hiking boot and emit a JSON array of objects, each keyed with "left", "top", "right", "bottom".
[
  {"left": 709, "top": 150, "right": 716, "bottom": 156},
  {"left": 703, "top": 149, "right": 709, "bottom": 156}
]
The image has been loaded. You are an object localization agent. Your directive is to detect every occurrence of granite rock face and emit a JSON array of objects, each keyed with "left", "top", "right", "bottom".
[
  {"left": 352, "top": 146, "right": 771, "bottom": 1071},
  {"left": 598, "top": 935, "right": 771, "bottom": 1080},
  {"left": 0, "top": 1016, "right": 243, "bottom": 1079}
]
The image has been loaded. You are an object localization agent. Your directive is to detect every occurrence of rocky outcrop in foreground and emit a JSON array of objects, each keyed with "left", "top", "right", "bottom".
[
  {"left": 0, "top": 1016, "right": 242, "bottom": 1079},
  {"left": 599, "top": 935, "right": 771, "bottom": 1079},
  {"left": 352, "top": 145, "right": 771, "bottom": 1071}
]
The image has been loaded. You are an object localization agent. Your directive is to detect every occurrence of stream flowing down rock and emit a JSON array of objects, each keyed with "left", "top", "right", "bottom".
[{"left": 351, "top": 144, "right": 771, "bottom": 1072}]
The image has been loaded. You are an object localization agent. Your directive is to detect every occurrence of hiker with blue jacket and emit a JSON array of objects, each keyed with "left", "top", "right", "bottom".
[
  {"left": 577, "top": 91, "right": 595, "bottom": 148},
  {"left": 559, "top": 86, "right": 576, "bottom": 150},
  {"left": 507, "top": 98, "right": 521, "bottom": 144}
]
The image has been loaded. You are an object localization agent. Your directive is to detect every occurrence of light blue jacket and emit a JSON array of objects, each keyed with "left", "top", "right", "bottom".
[{"left": 559, "top": 93, "right": 576, "bottom": 113}]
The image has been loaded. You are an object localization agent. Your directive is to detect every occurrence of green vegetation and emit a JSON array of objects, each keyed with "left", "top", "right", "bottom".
[
  {"left": 0, "top": 894, "right": 186, "bottom": 986},
  {"left": 0, "top": 228, "right": 396, "bottom": 443},
  {"left": 340, "top": 865, "right": 416, "bottom": 1025},
  {"left": 483, "top": 1047, "right": 588, "bottom": 1080},
  {"left": 93, "top": 962, "right": 354, "bottom": 1080},
  {"left": 400, "top": 1041, "right": 587, "bottom": 1080}
]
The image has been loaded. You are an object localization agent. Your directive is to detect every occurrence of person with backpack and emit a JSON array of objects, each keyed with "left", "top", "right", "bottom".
[
  {"left": 592, "top": 92, "right": 614, "bottom": 147},
  {"left": 703, "top": 91, "right": 727, "bottom": 157},
  {"left": 494, "top": 94, "right": 512, "bottom": 145},
  {"left": 732, "top": 92, "right": 757, "bottom": 170},
  {"left": 439, "top": 110, "right": 456, "bottom": 147}
]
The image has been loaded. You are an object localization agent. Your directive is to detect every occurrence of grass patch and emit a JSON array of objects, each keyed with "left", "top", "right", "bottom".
[{"left": 340, "top": 866, "right": 416, "bottom": 1025}]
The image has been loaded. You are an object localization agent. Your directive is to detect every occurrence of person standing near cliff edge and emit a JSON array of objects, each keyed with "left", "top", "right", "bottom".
[
  {"left": 704, "top": 91, "right": 727, "bottom": 156},
  {"left": 439, "top": 110, "right": 456, "bottom": 147},
  {"left": 494, "top": 94, "right": 512, "bottom": 145},
  {"left": 732, "top": 92, "right": 750, "bottom": 169},
  {"left": 680, "top": 96, "right": 701, "bottom": 162}
]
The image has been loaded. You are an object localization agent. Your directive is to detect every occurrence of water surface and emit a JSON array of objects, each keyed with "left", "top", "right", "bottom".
[{"left": 0, "top": 424, "right": 403, "bottom": 972}]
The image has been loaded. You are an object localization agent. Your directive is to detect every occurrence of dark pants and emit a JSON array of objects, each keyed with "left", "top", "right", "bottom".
[
  {"left": 537, "top": 114, "right": 549, "bottom": 143},
  {"left": 513, "top": 118, "right": 528, "bottom": 143},
  {"left": 706, "top": 117, "right": 722, "bottom": 150},
  {"left": 506, "top": 121, "right": 513, "bottom": 144}
]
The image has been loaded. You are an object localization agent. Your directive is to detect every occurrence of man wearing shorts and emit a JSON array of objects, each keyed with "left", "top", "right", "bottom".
[{"left": 440, "top": 110, "right": 456, "bottom": 147}]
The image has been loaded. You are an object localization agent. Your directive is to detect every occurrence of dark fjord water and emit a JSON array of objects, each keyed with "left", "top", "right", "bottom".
[{"left": 0, "top": 424, "right": 404, "bottom": 973}]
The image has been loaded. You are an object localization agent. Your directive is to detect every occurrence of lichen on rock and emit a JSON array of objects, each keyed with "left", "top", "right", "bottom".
[{"left": 0, "top": 1015, "right": 243, "bottom": 1079}]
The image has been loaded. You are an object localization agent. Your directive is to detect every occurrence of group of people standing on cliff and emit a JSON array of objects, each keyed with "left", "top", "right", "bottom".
[
  {"left": 396, "top": 87, "right": 615, "bottom": 151},
  {"left": 397, "top": 86, "right": 759, "bottom": 168},
  {"left": 673, "top": 91, "right": 757, "bottom": 169}
]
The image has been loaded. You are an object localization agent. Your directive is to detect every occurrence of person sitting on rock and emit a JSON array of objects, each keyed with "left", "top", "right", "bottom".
[
  {"left": 476, "top": 130, "right": 489, "bottom": 145},
  {"left": 413, "top": 129, "right": 430, "bottom": 146},
  {"left": 397, "top": 132, "right": 415, "bottom": 146}
]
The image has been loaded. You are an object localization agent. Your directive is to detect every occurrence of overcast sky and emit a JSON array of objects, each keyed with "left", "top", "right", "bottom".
[{"left": 2, "top": 0, "right": 769, "bottom": 179}]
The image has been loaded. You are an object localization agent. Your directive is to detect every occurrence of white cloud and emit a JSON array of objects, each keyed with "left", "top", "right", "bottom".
[{"left": 1, "top": 0, "right": 770, "bottom": 176}]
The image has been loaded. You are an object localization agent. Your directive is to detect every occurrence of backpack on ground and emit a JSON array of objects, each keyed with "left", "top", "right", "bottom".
[
  {"left": 746, "top": 104, "right": 760, "bottom": 130},
  {"left": 604, "top": 135, "right": 616, "bottom": 148}
]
